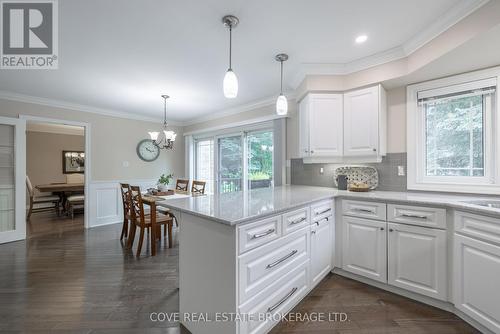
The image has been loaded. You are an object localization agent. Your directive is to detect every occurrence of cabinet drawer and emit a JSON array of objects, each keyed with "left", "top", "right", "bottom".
[
  {"left": 282, "top": 207, "right": 310, "bottom": 235},
  {"left": 311, "top": 200, "right": 334, "bottom": 221},
  {"left": 238, "top": 215, "right": 282, "bottom": 254},
  {"left": 239, "top": 263, "right": 309, "bottom": 334},
  {"left": 238, "top": 228, "right": 309, "bottom": 304},
  {"left": 388, "top": 204, "right": 446, "bottom": 229},
  {"left": 455, "top": 211, "right": 500, "bottom": 245},
  {"left": 342, "top": 200, "right": 386, "bottom": 221}
]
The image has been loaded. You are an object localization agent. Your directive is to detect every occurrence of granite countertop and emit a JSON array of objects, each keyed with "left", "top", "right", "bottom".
[{"left": 157, "top": 185, "right": 500, "bottom": 225}]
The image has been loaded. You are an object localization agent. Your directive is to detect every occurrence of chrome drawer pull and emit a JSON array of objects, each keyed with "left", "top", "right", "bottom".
[
  {"left": 266, "top": 250, "right": 298, "bottom": 269},
  {"left": 355, "top": 208, "right": 375, "bottom": 214},
  {"left": 251, "top": 229, "right": 275, "bottom": 239},
  {"left": 316, "top": 208, "right": 331, "bottom": 215},
  {"left": 402, "top": 213, "right": 428, "bottom": 219},
  {"left": 267, "top": 287, "right": 298, "bottom": 313},
  {"left": 290, "top": 217, "right": 307, "bottom": 225}
]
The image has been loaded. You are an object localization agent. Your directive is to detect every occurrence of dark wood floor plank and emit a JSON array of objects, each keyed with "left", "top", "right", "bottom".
[{"left": 0, "top": 212, "right": 479, "bottom": 334}]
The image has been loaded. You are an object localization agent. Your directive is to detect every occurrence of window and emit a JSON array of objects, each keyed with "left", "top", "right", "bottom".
[
  {"left": 195, "top": 138, "right": 214, "bottom": 194},
  {"left": 407, "top": 70, "right": 500, "bottom": 194},
  {"left": 247, "top": 130, "right": 274, "bottom": 190}
]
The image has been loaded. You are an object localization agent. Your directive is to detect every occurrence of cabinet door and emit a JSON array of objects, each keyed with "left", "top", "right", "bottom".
[
  {"left": 311, "top": 217, "right": 332, "bottom": 286},
  {"left": 309, "top": 94, "right": 343, "bottom": 157},
  {"left": 388, "top": 223, "right": 447, "bottom": 300},
  {"left": 343, "top": 85, "right": 379, "bottom": 157},
  {"left": 298, "top": 96, "right": 310, "bottom": 158},
  {"left": 342, "top": 216, "right": 387, "bottom": 283},
  {"left": 454, "top": 234, "right": 500, "bottom": 333}
]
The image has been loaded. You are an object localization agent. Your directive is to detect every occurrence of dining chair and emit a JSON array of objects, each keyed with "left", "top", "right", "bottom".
[
  {"left": 127, "top": 186, "right": 174, "bottom": 257},
  {"left": 26, "top": 176, "right": 60, "bottom": 219},
  {"left": 191, "top": 180, "right": 206, "bottom": 195},
  {"left": 119, "top": 183, "right": 131, "bottom": 240},
  {"left": 66, "top": 194, "right": 84, "bottom": 219},
  {"left": 175, "top": 179, "right": 189, "bottom": 192}
]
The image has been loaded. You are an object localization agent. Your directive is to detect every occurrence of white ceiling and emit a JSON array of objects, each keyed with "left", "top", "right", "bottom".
[{"left": 0, "top": 0, "right": 477, "bottom": 122}]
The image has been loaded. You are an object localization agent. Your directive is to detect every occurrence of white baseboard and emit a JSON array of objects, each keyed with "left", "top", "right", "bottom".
[{"left": 88, "top": 179, "right": 157, "bottom": 228}]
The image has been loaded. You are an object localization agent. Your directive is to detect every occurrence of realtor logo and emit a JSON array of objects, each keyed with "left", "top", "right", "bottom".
[{"left": 1, "top": 0, "right": 58, "bottom": 69}]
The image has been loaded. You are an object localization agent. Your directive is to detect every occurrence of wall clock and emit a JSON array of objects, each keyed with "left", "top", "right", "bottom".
[{"left": 136, "top": 139, "right": 160, "bottom": 162}]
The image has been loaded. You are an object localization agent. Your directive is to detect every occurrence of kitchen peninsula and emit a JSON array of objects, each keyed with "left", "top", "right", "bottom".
[{"left": 159, "top": 185, "right": 500, "bottom": 334}]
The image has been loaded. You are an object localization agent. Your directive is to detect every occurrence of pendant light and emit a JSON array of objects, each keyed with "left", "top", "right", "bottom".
[
  {"left": 222, "top": 15, "right": 239, "bottom": 98},
  {"left": 148, "top": 95, "right": 176, "bottom": 150},
  {"left": 275, "top": 53, "right": 289, "bottom": 116}
]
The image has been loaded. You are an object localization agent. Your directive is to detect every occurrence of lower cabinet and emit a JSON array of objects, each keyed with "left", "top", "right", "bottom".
[
  {"left": 454, "top": 233, "right": 500, "bottom": 333},
  {"left": 387, "top": 223, "right": 447, "bottom": 300},
  {"left": 342, "top": 216, "right": 387, "bottom": 283},
  {"left": 310, "top": 216, "right": 332, "bottom": 286}
]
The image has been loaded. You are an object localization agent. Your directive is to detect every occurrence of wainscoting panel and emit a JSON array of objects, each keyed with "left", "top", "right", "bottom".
[{"left": 88, "top": 179, "right": 157, "bottom": 228}]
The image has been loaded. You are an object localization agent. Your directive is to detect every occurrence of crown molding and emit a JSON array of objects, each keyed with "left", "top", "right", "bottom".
[
  {"left": 0, "top": 90, "right": 183, "bottom": 126},
  {"left": 27, "top": 122, "right": 85, "bottom": 136},
  {"left": 290, "top": 0, "right": 489, "bottom": 88},
  {"left": 182, "top": 92, "right": 296, "bottom": 127}
]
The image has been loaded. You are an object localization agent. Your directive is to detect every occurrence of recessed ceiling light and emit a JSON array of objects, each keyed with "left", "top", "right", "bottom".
[{"left": 355, "top": 35, "right": 368, "bottom": 44}]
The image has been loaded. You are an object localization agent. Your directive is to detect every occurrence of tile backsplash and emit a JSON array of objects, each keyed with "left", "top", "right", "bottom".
[{"left": 290, "top": 153, "right": 407, "bottom": 191}]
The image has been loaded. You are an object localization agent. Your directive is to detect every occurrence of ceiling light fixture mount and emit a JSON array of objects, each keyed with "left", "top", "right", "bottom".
[
  {"left": 222, "top": 15, "right": 239, "bottom": 99},
  {"left": 148, "top": 94, "right": 176, "bottom": 150},
  {"left": 275, "top": 53, "right": 289, "bottom": 116}
]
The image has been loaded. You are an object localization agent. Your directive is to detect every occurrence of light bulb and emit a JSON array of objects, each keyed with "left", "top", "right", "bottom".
[
  {"left": 223, "top": 69, "right": 238, "bottom": 98},
  {"left": 148, "top": 131, "right": 160, "bottom": 141},
  {"left": 276, "top": 94, "right": 288, "bottom": 116}
]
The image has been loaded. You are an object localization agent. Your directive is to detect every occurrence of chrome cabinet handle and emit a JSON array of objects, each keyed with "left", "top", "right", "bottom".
[
  {"left": 290, "top": 217, "right": 307, "bottom": 225},
  {"left": 310, "top": 150, "right": 315, "bottom": 154},
  {"left": 402, "top": 213, "right": 428, "bottom": 220},
  {"left": 389, "top": 228, "right": 394, "bottom": 232},
  {"left": 316, "top": 208, "right": 331, "bottom": 215},
  {"left": 267, "top": 287, "right": 298, "bottom": 313},
  {"left": 252, "top": 229, "right": 275, "bottom": 239},
  {"left": 311, "top": 230, "right": 316, "bottom": 235},
  {"left": 266, "top": 250, "right": 298, "bottom": 269},
  {"left": 380, "top": 227, "right": 384, "bottom": 231},
  {"left": 355, "top": 208, "right": 375, "bottom": 214},
  {"left": 315, "top": 217, "right": 329, "bottom": 226}
]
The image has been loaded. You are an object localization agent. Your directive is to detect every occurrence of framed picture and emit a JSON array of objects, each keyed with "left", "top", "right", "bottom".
[{"left": 62, "top": 151, "right": 85, "bottom": 174}]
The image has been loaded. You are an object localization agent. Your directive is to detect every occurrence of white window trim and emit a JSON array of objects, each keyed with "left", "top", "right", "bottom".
[{"left": 407, "top": 66, "right": 500, "bottom": 195}]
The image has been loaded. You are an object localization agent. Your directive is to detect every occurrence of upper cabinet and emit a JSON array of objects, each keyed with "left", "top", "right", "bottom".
[
  {"left": 298, "top": 84, "right": 386, "bottom": 163},
  {"left": 299, "top": 93, "right": 343, "bottom": 158}
]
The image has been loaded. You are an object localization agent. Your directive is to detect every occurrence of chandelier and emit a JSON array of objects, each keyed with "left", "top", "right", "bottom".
[{"left": 148, "top": 95, "right": 176, "bottom": 150}]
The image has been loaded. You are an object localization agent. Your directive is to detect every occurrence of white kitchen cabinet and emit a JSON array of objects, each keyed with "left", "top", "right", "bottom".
[
  {"left": 388, "top": 223, "right": 447, "bottom": 300},
  {"left": 342, "top": 216, "right": 387, "bottom": 283},
  {"left": 343, "top": 85, "right": 386, "bottom": 158},
  {"left": 310, "top": 216, "right": 332, "bottom": 286},
  {"left": 454, "top": 233, "right": 500, "bottom": 333},
  {"left": 298, "top": 93, "right": 343, "bottom": 158}
]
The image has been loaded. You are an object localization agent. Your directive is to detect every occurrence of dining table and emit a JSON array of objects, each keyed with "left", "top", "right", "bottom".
[
  {"left": 141, "top": 190, "right": 200, "bottom": 256},
  {"left": 36, "top": 183, "right": 85, "bottom": 213}
]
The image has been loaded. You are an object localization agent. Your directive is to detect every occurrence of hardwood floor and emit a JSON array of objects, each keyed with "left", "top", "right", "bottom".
[{"left": 0, "top": 215, "right": 478, "bottom": 333}]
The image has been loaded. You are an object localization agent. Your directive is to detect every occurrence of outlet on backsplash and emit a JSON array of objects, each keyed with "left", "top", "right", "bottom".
[{"left": 398, "top": 166, "right": 405, "bottom": 176}]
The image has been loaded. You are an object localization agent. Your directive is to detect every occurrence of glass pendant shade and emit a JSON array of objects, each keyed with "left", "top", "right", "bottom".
[
  {"left": 148, "top": 131, "right": 160, "bottom": 141},
  {"left": 276, "top": 94, "right": 288, "bottom": 116},
  {"left": 164, "top": 130, "right": 177, "bottom": 142},
  {"left": 223, "top": 69, "right": 238, "bottom": 98}
]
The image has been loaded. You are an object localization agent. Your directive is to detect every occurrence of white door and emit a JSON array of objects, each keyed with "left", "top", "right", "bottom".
[
  {"left": 342, "top": 216, "right": 387, "bottom": 282},
  {"left": 0, "top": 117, "right": 26, "bottom": 244},
  {"left": 298, "top": 96, "right": 310, "bottom": 158},
  {"left": 309, "top": 94, "right": 343, "bottom": 157},
  {"left": 454, "top": 234, "right": 500, "bottom": 333},
  {"left": 343, "top": 85, "right": 379, "bottom": 157},
  {"left": 388, "top": 223, "right": 447, "bottom": 300},
  {"left": 311, "top": 217, "right": 332, "bottom": 286}
]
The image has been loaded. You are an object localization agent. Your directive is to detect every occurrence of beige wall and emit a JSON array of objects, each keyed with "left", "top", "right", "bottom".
[
  {"left": 0, "top": 99, "right": 185, "bottom": 182},
  {"left": 27, "top": 131, "right": 85, "bottom": 193}
]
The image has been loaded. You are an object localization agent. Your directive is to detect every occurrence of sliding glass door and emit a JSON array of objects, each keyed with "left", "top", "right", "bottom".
[
  {"left": 247, "top": 130, "right": 273, "bottom": 190},
  {"left": 217, "top": 135, "right": 243, "bottom": 193},
  {"left": 195, "top": 138, "right": 214, "bottom": 194}
]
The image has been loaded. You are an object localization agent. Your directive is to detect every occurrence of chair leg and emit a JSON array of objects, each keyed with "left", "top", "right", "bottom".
[
  {"left": 127, "top": 224, "right": 136, "bottom": 249},
  {"left": 120, "top": 218, "right": 128, "bottom": 241},
  {"left": 168, "top": 223, "right": 173, "bottom": 248},
  {"left": 136, "top": 227, "right": 145, "bottom": 257}
]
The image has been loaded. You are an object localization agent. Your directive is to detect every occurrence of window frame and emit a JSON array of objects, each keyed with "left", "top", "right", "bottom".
[{"left": 407, "top": 67, "right": 500, "bottom": 194}]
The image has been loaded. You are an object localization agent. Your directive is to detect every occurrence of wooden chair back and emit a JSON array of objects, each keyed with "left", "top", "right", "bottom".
[
  {"left": 175, "top": 179, "right": 189, "bottom": 192},
  {"left": 191, "top": 180, "right": 206, "bottom": 194},
  {"left": 129, "top": 186, "right": 146, "bottom": 226},
  {"left": 26, "top": 175, "right": 34, "bottom": 198},
  {"left": 119, "top": 183, "right": 131, "bottom": 216}
]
